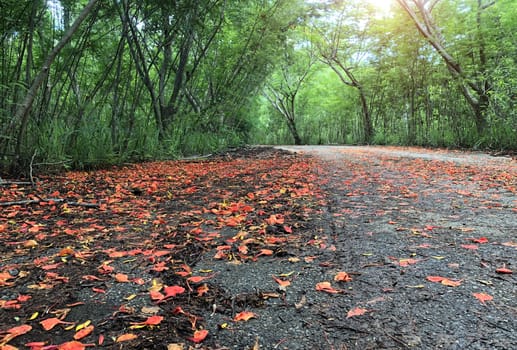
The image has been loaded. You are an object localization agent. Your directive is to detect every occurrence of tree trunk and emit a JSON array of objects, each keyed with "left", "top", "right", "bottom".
[
  {"left": 396, "top": 0, "right": 491, "bottom": 134},
  {"left": 11, "top": 0, "right": 99, "bottom": 167}
]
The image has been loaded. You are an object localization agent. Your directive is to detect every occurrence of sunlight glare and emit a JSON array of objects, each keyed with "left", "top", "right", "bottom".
[{"left": 366, "top": 0, "right": 394, "bottom": 16}]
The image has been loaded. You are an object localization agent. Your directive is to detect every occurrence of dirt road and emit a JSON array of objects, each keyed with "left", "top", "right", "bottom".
[{"left": 263, "top": 145, "right": 517, "bottom": 349}]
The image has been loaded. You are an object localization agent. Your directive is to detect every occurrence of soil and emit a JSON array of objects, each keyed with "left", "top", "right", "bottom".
[{"left": 0, "top": 145, "right": 515, "bottom": 350}]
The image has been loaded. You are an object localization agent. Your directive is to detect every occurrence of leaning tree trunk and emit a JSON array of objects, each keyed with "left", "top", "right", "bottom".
[
  {"left": 11, "top": 0, "right": 99, "bottom": 168},
  {"left": 395, "top": 0, "right": 491, "bottom": 134}
]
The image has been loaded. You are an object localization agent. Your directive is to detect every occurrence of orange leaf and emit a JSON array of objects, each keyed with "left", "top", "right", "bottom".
[
  {"left": 398, "top": 258, "right": 419, "bottom": 267},
  {"left": 472, "top": 292, "right": 493, "bottom": 304},
  {"left": 496, "top": 267, "right": 512, "bottom": 274},
  {"left": 334, "top": 271, "right": 352, "bottom": 282},
  {"left": 256, "top": 249, "right": 274, "bottom": 257},
  {"left": 272, "top": 275, "right": 291, "bottom": 288},
  {"left": 346, "top": 307, "right": 368, "bottom": 318},
  {"left": 163, "top": 285, "right": 185, "bottom": 298},
  {"left": 6, "top": 324, "right": 32, "bottom": 336},
  {"left": 440, "top": 278, "right": 462, "bottom": 287},
  {"left": 197, "top": 284, "right": 209, "bottom": 297},
  {"left": 144, "top": 315, "right": 163, "bottom": 325},
  {"left": 426, "top": 275, "right": 445, "bottom": 283},
  {"left": 116, "top": 333, "right": 138, "bottom": 343},
  {"left": 188, "top": 329, "right": 208, "bottom": 343},
  {"left": 265, "top": 214, "right": 284, "bottom": 225},
  {"left": 150, "top": 290, "right": 165, "bottom": 301},
  {"left": 187, "top": 275, "right": 211, "bottom": 284},
  {"left": 40, "top": 317, "right": 71, "bottom": 331},
  {"left": 74, "top": 325, "right": 94, "bottom": 340},
  {"left": 115, "top": 273, "right": 130, "bottom": 283},
  {"left": 427, "top": 275, "right": 462, "bottom": 287},
  {"left": 233, "top": 311, "right": 257, "bottom": 322},
  {"left": 315, "top": 281, "right": 341, "bottom": 294},
  {"left": 57, "top": 341, "right": 94, "bottom": 350}
]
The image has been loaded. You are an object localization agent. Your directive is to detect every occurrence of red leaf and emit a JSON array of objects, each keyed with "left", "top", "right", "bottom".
[
  {"left": 426, "top": 275, "right": 444, "bottom": 282},
  {"left": 272, "top": 275, "right": 291, "bottom": 289},
  {"left": 197, "top": 284, "right": 209, "bottom": 296},
  {"left": 40, "top": 317, "right": 71, "bottom": 331},
  {"left": 6, "top": 324, "right": 32, "bottom": 336},
  {"left": 74, "top": 325, "right": 94, "bottom": 340},
  {"left": 131, "top": 315, "right": 164, "bottom": 327},
  {"left": 256, "top": 249, "right": 274, "bottom": 257},
  {"left": 115, "top": 273, "right": 130, "bottom": 282},
  {"left": 233, "top": 311, "right": 257, "bottom": 322},
  {"left": 334, "top": 271, "right": 352, "bottom": 282},
  {"left": 187, "top": 275, "right": 211, "bottom": 284},
  {"left": 461, "top": 244, "right": 479, "bottom": 250},
  {"left": 150, "top": 290, "right": 165, "bottom": 301},
  {"left": 471, "top": 237, "right": 488, "bottom": 244},
  {"left": 188, "top": 329, "right": 208, "bottom": 343},
  {"left": 315, "top": 281, "right": 342, "bottom": 294},
  {"left": 472, "top": 292, "right": 493, "bottom": 304},
  {"left": 346, "top": 307, "right": 368, "bottom": 318},
  {"left": 496, "top": 267, "right": 512, "bottom": 274},
  {"left": 57, "top": 341, "right": 95, "bottom": 350},
  {"left": 115, "top": 333, "right": 138, "bottom": 342}
]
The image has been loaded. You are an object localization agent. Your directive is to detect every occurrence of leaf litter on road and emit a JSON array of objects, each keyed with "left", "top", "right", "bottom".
[{"left": 0, "top": 146, "right": 516, "bottom": 349}]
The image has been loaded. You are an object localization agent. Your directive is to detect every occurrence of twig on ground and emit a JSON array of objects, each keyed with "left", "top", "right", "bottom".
[{"left": 0, "top": 198, "right": 100, "bottom": 208}]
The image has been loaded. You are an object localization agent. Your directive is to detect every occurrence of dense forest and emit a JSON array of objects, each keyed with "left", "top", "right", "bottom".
[{"left": 1, "top": 0, "right": 515, "bottom": 173}]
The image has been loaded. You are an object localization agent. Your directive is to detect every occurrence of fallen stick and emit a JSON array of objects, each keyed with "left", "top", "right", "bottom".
[{"left": 0, "top": 198, "right": 100, "bottom": 208}]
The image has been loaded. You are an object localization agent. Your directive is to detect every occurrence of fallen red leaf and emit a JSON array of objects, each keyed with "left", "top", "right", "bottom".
[
  {"left": 472, "top": 292, "right": 493, "bottom": 304},
  {"left": 40, "top": 317, "right": 72, "bottom": 331},
  {"left": 114, "top": 273, "right": 130, "bottom": 283},
  {"left": 334, "top": 271, "right": 352, "bottom": 282},
  {"left": 197, "top": 284, "right": 209, "bottom": 296},
  {"left": 425, "top": 275, "right": 462, "bottom": 287},
  {"left": 470, "top": 237, "right": 488, "bottom": 244},
  {"left": 116, "top": 333, "right": 138, "bottom": 342},
  {"left": 57, "top": 341, "right": 95, "bottom": 350},
  {"left": 163, "top": 285, "right": 186, "bottom": 298},
  {"left": 233, "top": 311, "right": 257, "bottom": 322},
  {"left": 188, "top": 329, "right": 208, "bottom": 343},
  {"left": 346, "top": 307, "right": 368, "bottom": 318},
  {"left": 272, "top": 275, "right": 291, "bottom": 289},
  {"left": 130, "top": 315, "right": 163, "bottom": 327},
  {"left": 426, "top": 276, "right": 444, "bottom": 283},
  {"left": 186, "top": 275, "right": 211, "bottom": 284},
  {"left": 496, "top": 267, "right": 512, "bottom": 274},
  {"left": 315, "top": 281, "right": 342, "bottom": 294},
  {"left": 74, "top": 325, "right": 94, "bottom": 340}
]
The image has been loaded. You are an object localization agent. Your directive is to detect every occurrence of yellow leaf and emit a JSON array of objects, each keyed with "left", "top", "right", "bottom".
[
  {"left": 167, "top": 344, "right": 185, "bottom": 350},
  {"left": 124, "top": 294, "right": 137, "bottom": 301},
  {"left": 148, "top": 278, "right": 163, "bottom": 292},
  {"left": 278, "top": 271, "right": 294, "bottom": 277},
  {"left": 29, "top": 312, "right": 39, "bottom": 320},
  {"left": 129, "top": 324, "right": 146, "bottom": 329},
  {"left": 76, "top": 320, "right": 91, "bottom": 331}
]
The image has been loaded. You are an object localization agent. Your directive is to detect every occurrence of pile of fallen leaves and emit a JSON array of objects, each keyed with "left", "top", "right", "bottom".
[{"left": 0, "top": 147, "right": 324, "bottom": 349}]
